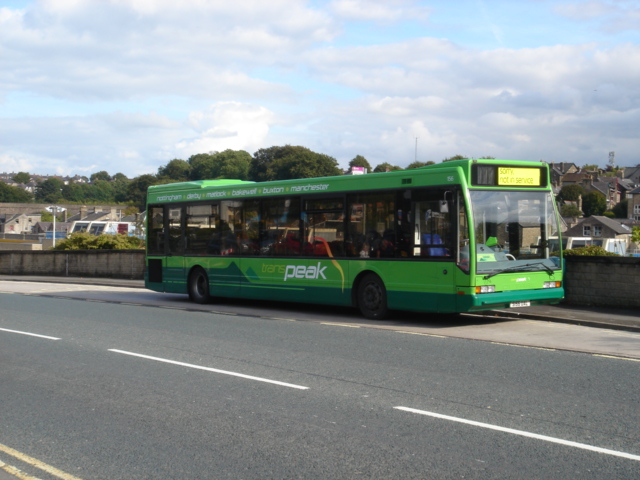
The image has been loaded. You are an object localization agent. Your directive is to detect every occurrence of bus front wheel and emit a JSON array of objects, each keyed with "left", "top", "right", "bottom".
[
  {"left": 188, "top": 268, "right": 211, "bottom": 304},
  {"left": 357, "top": 273, "right": 388, "bottom": 320}
]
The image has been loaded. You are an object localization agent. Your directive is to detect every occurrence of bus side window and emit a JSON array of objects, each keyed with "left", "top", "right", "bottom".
[
  {"left": 167, "top": 207, "right": 184, "bottom": 255},
  {"left": 347, "top": 192, "right": 395, "bottom": 258},
  {"left": 147, "top": 206, "right": 165, "bottom": 255}
]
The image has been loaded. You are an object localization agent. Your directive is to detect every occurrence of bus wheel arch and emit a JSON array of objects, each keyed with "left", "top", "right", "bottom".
[
  {"left": 188, "top": 266, "right": 211, "bottom": 304},
  {"left": 354, "top": 271, "right": 388, "bottom": 320}
]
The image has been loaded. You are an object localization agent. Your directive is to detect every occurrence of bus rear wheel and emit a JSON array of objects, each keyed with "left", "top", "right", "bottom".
[
  {"left": 357, "top": 273, "right": 388, "bottom": 320},
  {"left": 188, "top": 268, "right": 211, "bottom": 304}
]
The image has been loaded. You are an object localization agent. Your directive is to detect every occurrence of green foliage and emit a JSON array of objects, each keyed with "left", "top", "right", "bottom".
[
  {"left": 632, "top": 226, "right": 640, "bottom": 245},
  {"left": 442, "top": 155, "right": 466, "bottom": 162},
  {"left": 90, "top": 171, "right": 112, "bottom": 183},
  {"left": 0, "top": 181, "right": 33, "bottom": 202},
  {"left": 562, "top": 245, "right": 619, "bottom": 256},
  {"left": 582, "top": 191, "right": 607, "bottom": 216},
  {"left": 249, "top": 145, "right": 341, "bottom": 181},
  {"left": 127, "top": 174, "right": 160, "bottom": 207},
  {"left": 35, "top": 177, "right": 65, "bottom": 203},
  {"left": 348, "top": 155, "right": 372, "bottom": 172},
  {"left": 560, "top": 204, "right": 582, "bottom": 217},
  {"left": 406, "top": 161, "right": 435, "bottom": 169},
  {"left": 158, "top": 159, "right": 191, "bottom": 181},
  {"left": 53, "top": 232, "right": 144, "bottom": 250},
  {"left": 189, "top": 150, "right": 252, "bottom": 181},
  {"left": 611, "top": 199, "right": 627, "bottom": 218},
  {"left": 558, "top": 184, "right": 586, "bottom": 202},
  {"left": 13, "top": 172, "right": 31, "bottom": 184},
  {"left": 373, "top": 162, "right": 402, "bottom": 173}
]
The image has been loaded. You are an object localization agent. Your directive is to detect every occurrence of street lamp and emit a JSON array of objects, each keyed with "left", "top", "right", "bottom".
[{"left": 45, "top": 205, "right": 66, "bottom": 247}]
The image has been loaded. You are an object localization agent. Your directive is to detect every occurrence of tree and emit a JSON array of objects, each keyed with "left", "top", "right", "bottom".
[
  {"left": 157, "top": 159, "right": 191, "bottom": 181},
  {"left": 348, "top": 155, "right": 372, "bottom": 173},
  {"left": 35, "top": 178, "right": 65, "bottom": 203},
  {"left": 249, "top": 146, "right": 341, "bottom": 181},
  {"left": 87, "top": 179, "right": 115, "bottom": 203},
  {"left": 611, "top": 199, "right": 628, "bottom": 218},
  {"left": 582, "top": 191, "right": 607, "bottom": 217},
  {"left": 406, "top": 161, "right": 435, "bottom": 169},
  {"left": 560, "top": 204, "right": 582, "bottom": 217},
  {"left": 558, "top": 184, "right": 586, "bottom": 202},
  {"left": 61, "top": 182, "right": 90, "bottom": 203},
  {"left": 373, "top": 162, "right": 402, "bottom": 173},
  {"left": 90, "top": 171, "right": 111, "bottom": 183},
  {"left": 216, "top": 150, "right": 252, "bottom": 180},
  {"left": 0, "top": 182, "right": 33, "bottom": 202},
  {"left": 188, "top": 153, "right": 218, "bottom": 180},
  {"left": 126, "top": 174, "right": 159, "bottom": 207},
  {"left": 188, "top": 150, "right": 252, "bottom": 180},
  {"left": 13, "top": 172, "right": 31, "bottom": 184},
  {"left": 632, "top": 226, "right": 640, "bottom": 245},
  {"left": 442, "top": 155, "right": 466, "bottom": 162}
]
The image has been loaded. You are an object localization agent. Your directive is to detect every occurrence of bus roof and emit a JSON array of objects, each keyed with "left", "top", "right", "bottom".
[{"left": 147, "top": 159, "right": 549, "bottom": 204}]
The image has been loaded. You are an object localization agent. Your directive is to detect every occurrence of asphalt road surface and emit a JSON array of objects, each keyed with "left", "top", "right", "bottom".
[{"left": 1, "top": 282, "right": 639, "bottom": 479}]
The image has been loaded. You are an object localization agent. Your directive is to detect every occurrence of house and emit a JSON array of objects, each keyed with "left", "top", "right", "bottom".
[
  {"left": 550, "top": 162, "right": 578, "bottom": 187},
  {"left": 0, "top": 213, "right": 41, "bottom": 234},
  {"left": 628, "top": 186, "right": 640, "bottom": 221},
  {"left": 623, "top": 166, "right": 640, "bottom": 186},
  {"left": 563, "top": 215, "right": 633, "bottom": 254},
  {"left": 33, "top": 221, "right": 72, "bottom": 239},
  {"left": 560, "top": 172, "right": 595, "bottom": 189}
]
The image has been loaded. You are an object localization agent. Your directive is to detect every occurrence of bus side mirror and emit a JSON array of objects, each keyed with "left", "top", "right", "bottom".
[{"left": 439, "top": 200, "right": 449, "bottom": 213}]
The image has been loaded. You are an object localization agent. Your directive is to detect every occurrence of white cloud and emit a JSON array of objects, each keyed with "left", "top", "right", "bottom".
[
  {"left": 1, "top": 0, "right": 639, "bottom": 177},
  {"left": 176, "top": 101, "right": 275, "bottom": 157}
]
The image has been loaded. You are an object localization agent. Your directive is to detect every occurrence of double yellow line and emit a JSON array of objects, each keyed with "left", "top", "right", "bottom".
[{"left": 0, "top": 442, "right": 83, "bottom": 480}]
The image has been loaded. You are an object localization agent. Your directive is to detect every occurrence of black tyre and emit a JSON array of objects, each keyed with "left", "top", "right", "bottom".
[
  {"left": 357, "top": 273, "right": 388, "bottom": 320},
  {"left": 188, "top": 268, "right": 211, "bottom": 304}
]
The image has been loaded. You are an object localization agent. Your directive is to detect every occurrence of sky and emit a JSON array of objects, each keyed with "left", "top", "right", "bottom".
[{"left": 0, "top": 0, "right": 639, "bottom": 179}]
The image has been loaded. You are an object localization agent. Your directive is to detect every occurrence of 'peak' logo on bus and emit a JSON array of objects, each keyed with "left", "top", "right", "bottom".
[{"left": 284, "top": 263, "right": 327, "bottom": 281}]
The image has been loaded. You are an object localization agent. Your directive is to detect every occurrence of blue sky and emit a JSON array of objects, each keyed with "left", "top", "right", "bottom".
[{"left": 1, "top": 0, "right": 639, "bottom": 178}]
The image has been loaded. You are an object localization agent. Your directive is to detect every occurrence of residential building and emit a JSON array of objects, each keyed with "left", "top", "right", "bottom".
[{"left": 563, "top": 215, "right": 633, "bottom": 254}]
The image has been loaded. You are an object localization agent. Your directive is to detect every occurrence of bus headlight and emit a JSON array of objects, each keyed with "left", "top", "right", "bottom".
[
  {"left": 544, "top": 281, "right": 562, "bottom": 289},
  {"left": 476, "top": 285, "right": 496, "bottom": 294}
]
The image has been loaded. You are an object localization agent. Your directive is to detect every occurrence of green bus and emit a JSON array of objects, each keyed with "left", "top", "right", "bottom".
[{"left": 145, "top": 159, "right": 563, "bottom": 319}]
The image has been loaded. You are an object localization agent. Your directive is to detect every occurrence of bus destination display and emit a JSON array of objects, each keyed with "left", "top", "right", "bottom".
[{"left": 498, "top": 167, "right": 541, "bottom": 186}]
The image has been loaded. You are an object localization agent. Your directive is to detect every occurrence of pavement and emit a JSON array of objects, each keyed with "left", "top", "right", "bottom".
[{"left": 2, "top": 275, "right": 639, "bottom": 333}]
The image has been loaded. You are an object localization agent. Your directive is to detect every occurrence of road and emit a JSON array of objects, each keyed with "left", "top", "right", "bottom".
[{"left": 1, "top": 281, "right": 639, "bottom": 479}]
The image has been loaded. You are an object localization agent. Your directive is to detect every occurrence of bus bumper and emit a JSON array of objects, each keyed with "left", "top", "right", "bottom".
[{"left": 459, "top": 288, "right": 565, "bottom": 312}]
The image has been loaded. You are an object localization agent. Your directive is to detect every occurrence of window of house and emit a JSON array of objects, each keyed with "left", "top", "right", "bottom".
[
  {"left": 593, "top": 225, "right": 602, "bottom": 237},
  {"left": 583, "top": 225, "right": 591, "bottom": 237}
]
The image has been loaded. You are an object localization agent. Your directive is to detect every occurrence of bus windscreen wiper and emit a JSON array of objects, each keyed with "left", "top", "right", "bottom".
[{"left": 483, "top": 262, "right": 554, "bottom": 280}]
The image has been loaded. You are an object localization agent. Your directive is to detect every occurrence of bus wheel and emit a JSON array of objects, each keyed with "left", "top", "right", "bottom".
[
  {"left": 357, "top": 273, "right": 388, "bottom": 320},
  {"left": 188, "top": 268, "right": 211, "bottom": 304}
]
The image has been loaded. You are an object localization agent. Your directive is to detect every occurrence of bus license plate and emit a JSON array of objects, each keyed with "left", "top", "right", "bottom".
[{"left": 510, "top": 301, "right": 530, "bottom": 308}]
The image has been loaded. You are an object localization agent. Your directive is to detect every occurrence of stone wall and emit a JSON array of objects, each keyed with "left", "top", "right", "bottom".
[
  {"left": 0, "top": 250, "right": 145, "bottom": 279},
  {"left": 1, "top": 251, "right": 638, "bottom": 308},
  {"left": 563, "top": 256, "right": 640, "bottom": 308}
]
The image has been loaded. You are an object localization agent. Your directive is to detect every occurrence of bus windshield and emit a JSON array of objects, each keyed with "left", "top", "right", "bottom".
[{"left": 468, "top": 190, "right": 561, "bottom": 276}]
